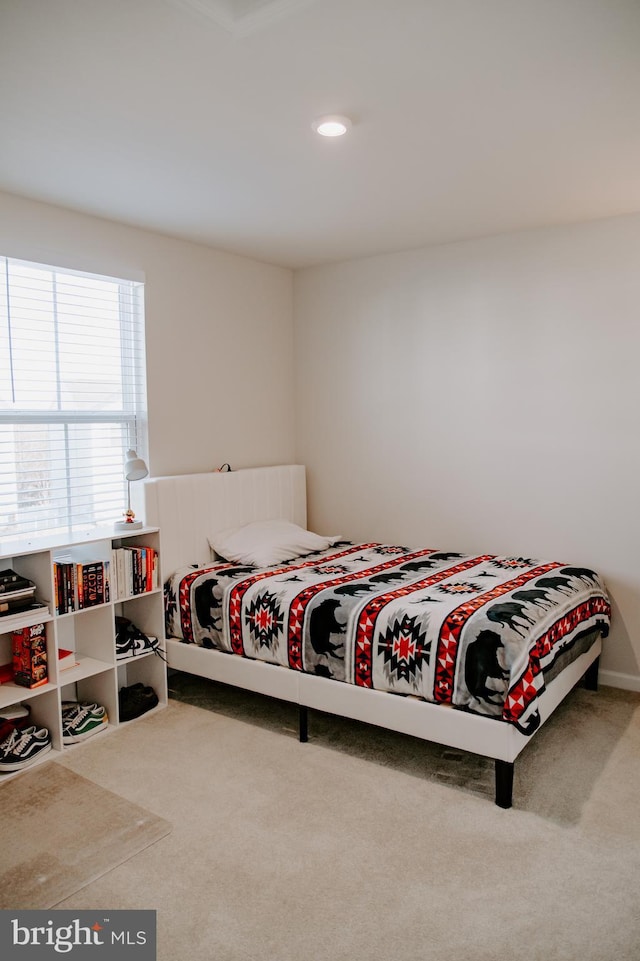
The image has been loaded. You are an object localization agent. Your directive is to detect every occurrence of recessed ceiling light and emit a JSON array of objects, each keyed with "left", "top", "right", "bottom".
[{"left": 312, "top": 115, "right": 352, "bottom": 137}]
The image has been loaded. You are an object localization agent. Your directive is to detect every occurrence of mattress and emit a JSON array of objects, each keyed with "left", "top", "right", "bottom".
[{"left": 165, "top": 543, "right": 610, "bottom": 735}]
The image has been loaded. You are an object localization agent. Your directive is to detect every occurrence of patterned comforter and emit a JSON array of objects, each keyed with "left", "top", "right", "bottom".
[{"left": 165, "top": 543, "right": 610, "bottom": 735}]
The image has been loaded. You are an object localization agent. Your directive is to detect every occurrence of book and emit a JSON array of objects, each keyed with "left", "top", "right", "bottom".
[
  {"left": 0, "top": 576, "right": 32, "bottom": 594},
  {"left": 104, "top": 559, "right": 111, "bottom": 602},
  {"left": 0, "top": 604, "right": 50, "bottom": 637},
  {"left": 0, "top": 583, "right": 36, "bottom": 603},
  {"left": 53, "top": 558, "right": 76, "bottom": 614},
  {"left": 75, "top": 560, "right": 110, "bottom": 608},
  {"left": 0, "top": 568, "right": 26, "bottom": 585},
  {"left": 57, "top": 647, "right": 77, "bottom": 672},
  {"left": 76, "top": 564, "right": 83, "bottom": 609},
  {"left": 83, "top": 562, "right": 102, "bottom": 607},
  {"left": 110, "top": 548, "right": 119, "bottom": 600},
  {"left": 111, "top": 546, "right": 157, "bottom": 597},
  {"left": 0, "top": 594, "right": 41, "bottom": 616}
]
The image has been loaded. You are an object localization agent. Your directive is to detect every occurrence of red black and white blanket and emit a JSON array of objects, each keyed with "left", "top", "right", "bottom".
[{"left": 165, "top": 544, "right": 610, "bottom": 735}]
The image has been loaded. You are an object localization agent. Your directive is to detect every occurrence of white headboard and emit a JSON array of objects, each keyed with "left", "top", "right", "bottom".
[{"left": 143, "top": 465, "right": 307, "bottom": 580}]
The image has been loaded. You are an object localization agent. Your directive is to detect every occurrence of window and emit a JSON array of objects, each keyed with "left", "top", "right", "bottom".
[{"left": 0, "top": 256, "right": 147, "bottom": 541}]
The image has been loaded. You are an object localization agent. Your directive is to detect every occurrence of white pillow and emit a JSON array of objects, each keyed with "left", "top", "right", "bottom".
[{"left": 209, "top": 519, "right": 342, "bottom": 568}]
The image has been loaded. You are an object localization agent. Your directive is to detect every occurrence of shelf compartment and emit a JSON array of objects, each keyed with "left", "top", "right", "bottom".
[
  {"left": 0, "top": 679, "right": 56, "bottom": 712},
  {"left": 0, "top": 686, "right": 63, "bottom": 779},
  {"left": 55, "top": 604, "right": 114, "bottom": 666},
  {"left": 59, "top": 670, "right": 118, "bottom": 732},
  {"left": 57, "top": 655, "right": 113, "bottom": 686},
  {"left": 117, "top": 653, "right": 167, "bottom": 716},
  {"left": 0, "top": 618, "right": 56, "bottom": 709}
]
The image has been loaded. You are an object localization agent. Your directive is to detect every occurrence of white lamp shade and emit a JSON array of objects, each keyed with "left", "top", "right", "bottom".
[{"left": 124, "top": 449, "right": 148, "bottom": 482}]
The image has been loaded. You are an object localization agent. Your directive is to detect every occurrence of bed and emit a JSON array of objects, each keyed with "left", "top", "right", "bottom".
[{"left": 143, "top": 464, "right": 610, "bottom": 808}]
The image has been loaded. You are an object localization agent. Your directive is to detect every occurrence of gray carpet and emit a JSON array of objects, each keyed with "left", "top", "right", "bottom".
[
  {"left": 167, "top": 670, "right": 637, "bottom": 821},
  {"left": 47, "top": 675, "right": 640, "bottom": 961},
  {"left": 0, "top": 762, "right": 171, "bottom": 909}
]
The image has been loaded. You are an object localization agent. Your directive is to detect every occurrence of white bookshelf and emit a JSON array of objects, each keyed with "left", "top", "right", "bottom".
[{"left": 0, "top": 526, "right": 167, "bottom": 781}]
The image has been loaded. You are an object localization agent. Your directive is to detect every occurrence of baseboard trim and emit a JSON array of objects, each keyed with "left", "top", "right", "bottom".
[{"left": 599, "top": 669, "right": 640, "bottom": 693}]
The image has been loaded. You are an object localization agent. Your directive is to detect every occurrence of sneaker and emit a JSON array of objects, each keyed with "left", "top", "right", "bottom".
[
  {"left": 62, "top": 703, "right": 108, "bottom": 743},
  {"left": 0, "top": 719, "right": 18, "bottom": 748},
  {"left": 0, "top": 726, "right": 51, "bottom": 772},
  {"left": 61, "top": 700, "right": 91, "bottom": 720},
  {"left": 61, "top": 700, "right": 81, "bottom": 717},
  {"left": 115, "top": 616, "right": 158, "bottom": 660},
  {"left": 118, "top": 683, "right": 158, "bottom": 722},
  {"left": 0, "top": 717, "right": 34, "bottom": 755},
  {"left": 0, "top": 723, "right": 27, "bottom": 757}
]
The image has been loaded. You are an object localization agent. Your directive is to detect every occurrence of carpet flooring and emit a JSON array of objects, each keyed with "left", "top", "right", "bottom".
[{"left": 13, "top": 675, "right": 640, "bottom": 960}]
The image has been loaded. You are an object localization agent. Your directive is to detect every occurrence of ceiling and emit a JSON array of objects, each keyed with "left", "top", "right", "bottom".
[{"left": 1, "top": 0, "right": 639, "bottom": 269}]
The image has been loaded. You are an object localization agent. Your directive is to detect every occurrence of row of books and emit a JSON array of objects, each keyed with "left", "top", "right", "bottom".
[
  {"left": 53, "top": 559, "right": 111, "bottom": 615},
  {"left": 111, "top": 546, "right": 159, "bottom": 599},
  {"left": 53, "top": 546, "right": 159, "bottom": 614}
]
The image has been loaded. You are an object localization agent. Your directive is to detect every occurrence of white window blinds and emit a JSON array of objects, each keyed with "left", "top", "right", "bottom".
[{"left": 0, "top": 257, "right": 147, "bottom": 541}]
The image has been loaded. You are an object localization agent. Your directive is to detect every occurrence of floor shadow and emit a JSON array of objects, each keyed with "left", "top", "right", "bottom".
[
  {"left": 168, "top": 670, "right": 639, "bottom": 821},
  {"left": 514, "top": 684, "right": 639, "bottom": 822}
]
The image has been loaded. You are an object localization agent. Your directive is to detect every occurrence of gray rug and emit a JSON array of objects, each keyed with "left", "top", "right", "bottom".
[{"left": 0, "top": 762, "right": 172, "bottom": 909}]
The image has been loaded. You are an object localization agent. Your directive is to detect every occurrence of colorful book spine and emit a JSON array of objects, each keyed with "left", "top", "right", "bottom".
[
  {"left": 70, "top": 560, "right": 111, "bottom": 608},
  {"left": 111, "top": 546, "right": 157, "bottom": 598},
  {"left": 53, "top": 561, "right": 77, "bottom": 615}
]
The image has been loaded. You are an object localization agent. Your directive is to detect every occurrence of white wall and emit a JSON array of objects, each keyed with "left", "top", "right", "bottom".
[
  {"left": 0, "top": 191, "right": 295, "bottom": 477},
  {"left": 3, "top": 190, "right": 638, "bottom": 687},
  {"left": 294, "top": 214, "right": 640, "bottom": 686}
]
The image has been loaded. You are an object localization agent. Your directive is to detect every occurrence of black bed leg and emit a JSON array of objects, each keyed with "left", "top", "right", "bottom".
[
  {"left": 584, "top": 655, "right": 600, "bottom": 692},
  {"left": 299, "top": 705, "right": 308, "bottom": 743},
  {"left": 495, "top": 760, "right": 514, "bottom": 809}
]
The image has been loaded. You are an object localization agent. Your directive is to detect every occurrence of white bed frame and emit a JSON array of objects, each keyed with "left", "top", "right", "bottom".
[{"left": 143, "top": 464, "right": 601, "bottom": 807}]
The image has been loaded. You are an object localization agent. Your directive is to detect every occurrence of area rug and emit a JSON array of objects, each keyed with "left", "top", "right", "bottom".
[{"left": 0, "top": 761, "right": 172, "bottom": 909}]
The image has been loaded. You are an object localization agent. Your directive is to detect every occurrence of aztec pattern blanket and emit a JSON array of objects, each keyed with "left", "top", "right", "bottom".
[{"left": 165, "top": 544, "right": 610, "bottom": 734}]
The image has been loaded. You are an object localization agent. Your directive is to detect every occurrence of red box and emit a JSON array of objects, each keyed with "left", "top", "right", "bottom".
[{"left": 12, "top": 622, "right": 48, "bottom": 688}]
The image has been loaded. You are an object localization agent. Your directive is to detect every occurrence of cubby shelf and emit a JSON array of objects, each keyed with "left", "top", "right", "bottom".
[{"left": 0, "top": 526, "right": 167, "bottom": 781}]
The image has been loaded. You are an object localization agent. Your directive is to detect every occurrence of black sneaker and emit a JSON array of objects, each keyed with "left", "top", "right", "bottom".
[
  {"left": 118, "top": 683, "right": 159, "bottom": 722},
  {"left": 0, "top": 715, "right": 35, "bottom": 756},
  {"left": 62, "top": 700, "right": 84, "bottom": 718},
  {"left": 0, "top": 726, "right": 51, "bottom": 772},
  {"left": 0, "top": 723, "right": 24, "bottom": 757},
  {"left": 115, "top": 616, "right": 159, "bottom": 660}
]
